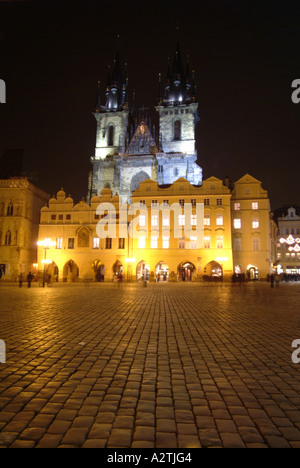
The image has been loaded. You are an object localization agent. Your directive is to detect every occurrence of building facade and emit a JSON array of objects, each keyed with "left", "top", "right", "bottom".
[
  {"left": 0, "top": 178, "right": 49, "bottom": 281},
  {"left": 276, "top": 206, "right": 300, "bottom": 276}
]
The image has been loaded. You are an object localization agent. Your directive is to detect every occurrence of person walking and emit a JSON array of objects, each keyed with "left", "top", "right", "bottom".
[
  {"left": 27, "top": 271, "right": 34, "bottom": 288},
  {"left": 18, "top": 273, "right": 24, "bottom": 288},
  {"left": 270, "top": 273, "right": 275, "bottom": 288}
]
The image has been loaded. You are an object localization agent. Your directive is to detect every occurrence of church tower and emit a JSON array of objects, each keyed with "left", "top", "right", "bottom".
[
  {"left": 155, "top": 44, "right": 202, "bottom": 186},
  {"left": 89, "top": 49, "right": 129, "bottom": 199}
]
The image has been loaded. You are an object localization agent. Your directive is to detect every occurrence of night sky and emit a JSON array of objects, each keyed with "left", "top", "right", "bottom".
[{"left": 0, "top": 0, "right": 300, "bottom": 210}]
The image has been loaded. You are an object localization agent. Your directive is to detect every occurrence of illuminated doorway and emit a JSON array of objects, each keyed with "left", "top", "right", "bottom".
[
  {"left": 136, "top": 261, "right": 150, "bottom": 281},
  {"left": 92, "top": 260, "right": 105, "bottom": 282},
  {"left": 247, "top": 264, "right": 259, "bottom": 281},
  {"left": 204, "top": 261, "right": 223, "bottom": 281},
  {"left": 155, "top": 262, "right": 169, "bottom": 282},
  {"left": 178, "top": 261, "right": 195, "bottom": 281},
  {"left": 63, "top": 260, "right": 79, "bottom": 282}
]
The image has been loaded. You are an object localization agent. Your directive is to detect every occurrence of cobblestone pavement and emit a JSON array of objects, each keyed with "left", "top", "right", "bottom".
[{"left": 0, "top": 281, "right": 300, "bottom": 448}]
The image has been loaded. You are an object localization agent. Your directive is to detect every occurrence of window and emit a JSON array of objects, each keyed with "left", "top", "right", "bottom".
[
  {"left": 204, "top": 236, "right": 211, "bottom": 249},
  {"left": 234, "top": 202, "right": 240, "bottom": 211},
  {"left": 191, "top": 199, "right": 197, "bottom": 207},
  {"left": 216, "top": 215, "right": 223, "bottom": 226},
  {"left": 138, "top": 236, "right": 146, "bottom": 249},
  {"left": 190, "top": 236, "right": 197, "bottom": 249},
  {"left": 179, "top": 199, "right": 185, "bottom": 207},
  {"left": 204, "top": 215, "right": 210, "bottom": 226},
  {"left": 56, "top": 238, "right": 63, "bottom": 249},
  {"left": 162, "top": 214, "right": 170, "bottom": 227},
  {"left": 163, "top": 200, "right": 169, "bottom": 206},
  {"left": 216, "top": 236, "right": 224, "bottom": 249},
  {"left": 118, "top": 238, "right": 125, "bottom": 249},
  {"left": 234, "top": 218, "right": 241, "bottom": 229},
  {"left": 204, "top": 198, "right": 210, "bottom": 206},
  {"left": 66, "top": 214, "right": 71, "bottom": 221},
  {"left": 163, "top": 237, "right": 169, "bottom": 249},
  {"left": 93, "top": 237, "right": 100, "bottom": 249},
  {"left": 216, "top": 198, "right": 223, "bottom": 206},
  {"left": 234, "top": 238, "right": 241, "bottom": 251},
  {"left": 105, "top": 237, "right": 112, "bottom": 249},
  {"left": 140, "top": 200, "right": 146, "bottom": 207},
  {"left": 51, "top": 214, "right": 56, "bottom": 221},
  {"left": 151, "top": 214, "right": 158, "bottom": 227},
  {"left": 58, "top": 214, "right": 63, "bottom": 221},
  {"left": 5, "top": 230, "right": 11, "bottom": 246},
  {"left": 151, "top": 237, "right": 158, "bottom": 249},
  {"left": 6, "top": 202, "right": 13, "bottom": 216},
  {"left": 252, "top": 218, "right": 259, "bottom": 229},
  {"left": 108, "top": 125, "right": 114, "bottom": 146},
  {"left": 191, "top": 215, "right": 197, "bottom": 226},
  {"left": 178, "top": 215, "right": 185, "bottom": 226},
  {"left": 179, "top": 237, "right": 185, "bottom": 249},
  {"left": 139, "top": 214, "right": 146, "bottom": 227},
  {"left": 174, "top": 120, "right": 181, "bottom": 140},
  {"left": 151, "top": 200, "right": 158, "bottom": 207},
  {"left": 94, "top": 214, "right": 100, "bottom": 220},
  {"left": 68, "top": 238, "right": 75, "bottom": 249},
  {"left": 252, "top": 202, "right": 258, "bottom": 210},
  {"left": 253, "top": 238, "right": 260, "bottom": 251}
]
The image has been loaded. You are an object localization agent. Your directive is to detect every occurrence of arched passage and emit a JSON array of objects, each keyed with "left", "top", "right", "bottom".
[
  {"left": 155, "top": 262, "right": 169, "bottom": 282},
  {"left": 247, "top": 264, "right": 259, "bottom": 281},
  {"left": 63, "top": 260, "right": 79, "bottom": 282},
  {"left": 113, "top": 260, "right": 123, "bottom": 279},
  {"left": 204, "top": 261, "right": 223, "bottom": 281},
  {"left": 178, "top": 261, "right": 195, "bottom": 281},
  {"left": 136, "top": 260, "right": 150, "bottom": 281},
  {"left": 92, "top": 260, "right": 105, "bottom": 282}
]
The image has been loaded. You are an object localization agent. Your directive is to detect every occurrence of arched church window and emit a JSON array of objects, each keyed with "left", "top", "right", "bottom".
[
  {"left": 108, "top": 125, "right": 114, "bottom": 146},
  {"left": 6, "top": 202, "right": 13, "bottom": 216},
  {"left": 5, "top": 230, "right": 11, "bottom": 246},
  {"left": 174, "top": 120, "right": 181, "bottom": 140}
]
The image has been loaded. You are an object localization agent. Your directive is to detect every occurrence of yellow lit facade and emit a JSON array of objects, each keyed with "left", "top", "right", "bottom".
[{"left": 36, "top": 175, "right": 276, "bottom": 283}]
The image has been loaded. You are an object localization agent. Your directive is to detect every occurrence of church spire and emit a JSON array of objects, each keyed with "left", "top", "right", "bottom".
[{"left": 94, "top": 81, "right": 101, "bottom": 113}]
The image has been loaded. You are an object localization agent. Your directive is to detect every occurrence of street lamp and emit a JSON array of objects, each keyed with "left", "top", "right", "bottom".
[{"left": 37, "top": 238, "right": 56, "bottom": 287}]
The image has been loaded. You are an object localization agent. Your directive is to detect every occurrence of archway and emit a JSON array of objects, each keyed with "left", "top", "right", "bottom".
[
  {"left": 155, "top": 262, "right": 169, "bottom": 282},
  {"left": 45, "top": 261, "right": 59, "bottom": 283},
  {"left": 92, "top": 260, "right": 105, "bottom": 282},
  {"left": 136, "top": 260, "right": 150, "bottom": 281},
  {"left": 247, "top": 264, "right": 259, "bottom": 281},
  {"left": 63, "top": 260, "right": 79, "bottom": 282},
  {"left": 178, "top": 261, "right": 195, "bottom": 281},
  {"left": 113, "top": 260, "right": 123, "bottom": 280},
  {"left": 204, "top": 261, "right": 223, "bottom": 281}
]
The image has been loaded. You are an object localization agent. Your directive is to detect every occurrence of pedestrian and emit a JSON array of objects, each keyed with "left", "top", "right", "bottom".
[
  {"left": 27, "top": 271, "right": 34, "bottom": 288},
  {"left": 270, "top": 273, "right": 275, "bottom": 288},
  {"left": 18, "top": 273, "right": 24, "bottom": 288}
]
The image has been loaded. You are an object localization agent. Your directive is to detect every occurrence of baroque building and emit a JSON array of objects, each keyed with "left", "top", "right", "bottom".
[
  {"left": 0, "top": 178, "right": 49, "bottom": 280},
  {"left": 89, "top": 45, "right": 202, "bottom": 203}
]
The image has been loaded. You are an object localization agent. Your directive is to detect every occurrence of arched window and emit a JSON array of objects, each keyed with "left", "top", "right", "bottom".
[
  {"left": 108, "top": 125, "right": 114, "bottom": 146},
  {"left": 5, "top": 230, "right": 11, "bottom": 246},
  {"left": 174, "top": 120, "right": 181, "bottom": 140},
  {"left": 6, "top": 202, "right": 13, "bottom": 216}
]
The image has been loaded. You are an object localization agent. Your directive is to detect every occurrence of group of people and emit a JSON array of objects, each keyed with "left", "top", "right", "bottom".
[{"left": 18, "top": 272, "right": 34, "bottom": 288}]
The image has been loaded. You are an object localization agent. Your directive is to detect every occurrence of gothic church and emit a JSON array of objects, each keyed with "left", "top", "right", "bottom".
[{"left": 89, "top": 44, "right": 203, "bottom": 203}]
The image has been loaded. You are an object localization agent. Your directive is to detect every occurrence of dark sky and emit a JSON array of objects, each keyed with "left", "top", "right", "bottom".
[{"left": 0, "top": 0, "right": 300, "bottom": 210}]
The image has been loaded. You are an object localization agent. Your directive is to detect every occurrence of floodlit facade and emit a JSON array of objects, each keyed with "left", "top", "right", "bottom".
[
  {"left": 231, "top": 174, "right": 276, "bottom": 280},
  {"left": 0, "top": 178, "right": 49, "bottom": 281},
  {"left": 276, "top": 207, "right": 300, "bottom": 275}
]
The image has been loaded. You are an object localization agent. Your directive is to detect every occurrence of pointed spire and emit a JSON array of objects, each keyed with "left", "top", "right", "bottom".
[
  {"left": 185, "top": 54, "right": 191, "bottom": 90},
  {"left": 191, "top": 69, "right": 197, "bottom": 102},
  {"left": 157, "top": 73, "right": 163, "bottom": 105},
  {"left": 94, "top": 80, "right": 101, "bottom": 112},
  {"left": 130, "top": 89, "right": 135, "bottom": 117}
]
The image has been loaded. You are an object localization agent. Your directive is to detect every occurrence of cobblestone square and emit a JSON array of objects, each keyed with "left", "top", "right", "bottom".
[{"left": 0, "top": 281, "right": 300, "bottom": 448}]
